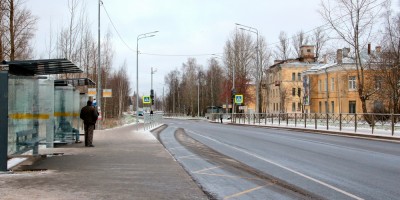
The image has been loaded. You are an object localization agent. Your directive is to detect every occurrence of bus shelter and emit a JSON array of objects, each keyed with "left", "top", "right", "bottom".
[
  {"left": 54, "top": 78, "right": 95, "bottom": 144},
  {"left": 0, "top": 59, "right": 82, "bottom": 171}
]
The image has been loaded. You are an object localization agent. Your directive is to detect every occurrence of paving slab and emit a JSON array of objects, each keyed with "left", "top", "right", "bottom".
[{"left": 0, "top": 124, "right": 208, "bottom": 200}]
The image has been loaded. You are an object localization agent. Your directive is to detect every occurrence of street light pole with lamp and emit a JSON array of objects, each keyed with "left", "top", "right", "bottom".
[
  {"left": 136, "top": 31, "right": 158, "bottom": 128},
  {"left": 235, "top": 23, "right": 260, "bottom": 115}
]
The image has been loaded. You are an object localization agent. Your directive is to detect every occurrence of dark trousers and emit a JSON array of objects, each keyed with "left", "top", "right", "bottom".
[{"left": 84, "top": 123, "right": 95, "bottom": 146}]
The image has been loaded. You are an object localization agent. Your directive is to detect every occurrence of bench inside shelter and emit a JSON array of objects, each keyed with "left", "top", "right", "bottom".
[
  {"left": 16, "top": 129, "right": 44, "bottom": 154},
  {"left": 55, "top": 120, "right": 79, "bottom": 143}
]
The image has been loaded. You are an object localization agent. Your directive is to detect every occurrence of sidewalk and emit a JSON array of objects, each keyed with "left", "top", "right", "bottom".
[{"left": 0, "top": 124, "right": 208, "bottom": 200}]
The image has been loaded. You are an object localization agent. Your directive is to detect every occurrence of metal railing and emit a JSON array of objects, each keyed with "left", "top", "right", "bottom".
[
  {"left": 208, "top": 113, "right": 400, "bottom": 136},
  {"left": 143, "top": 113, "right": 163, "bottom": 131},
  {"left": 163, "top": 113, "right": 205, "bottom": 120}
]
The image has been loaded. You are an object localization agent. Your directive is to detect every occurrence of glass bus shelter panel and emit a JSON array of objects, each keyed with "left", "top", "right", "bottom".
[
  {"left": 39, "top": 79, "right": 55, "bottom": 148},
  {"left": 8, "top": 78, "right": 40, "bottom": 155},
  {"left": 72, "top": 89, "right": 80, "bottom": 141},
  {"left": 54, "top": 86, "right": 76, "bottom": 143},
  {"left": 79, "top": 94, "right": 88, "bottom": 133}
]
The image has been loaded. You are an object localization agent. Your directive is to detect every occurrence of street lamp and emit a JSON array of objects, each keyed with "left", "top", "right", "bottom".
[
  {"left": 136, "top": 31, "right": 158, "bottom": 128},
  {"left": 235, "top": 23, "right": 260, "bottom": 115}
]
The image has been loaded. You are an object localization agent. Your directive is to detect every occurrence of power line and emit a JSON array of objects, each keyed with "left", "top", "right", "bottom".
[
  {"left": 101, "top": 0, "right": 387, "bottom": 57},
  {"left": 102, "top": 3, "right": 136, "bottom": 52},
  {"left": 140, "top": 52, "right": 222, "bottom": 57},
  {"left": 265, "top": 0, "right": 387, "bottom": 47}
]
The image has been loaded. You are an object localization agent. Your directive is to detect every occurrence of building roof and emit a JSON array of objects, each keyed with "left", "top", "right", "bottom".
[{"left": 2, "top": 59, "right": 82, "bottom": 76}]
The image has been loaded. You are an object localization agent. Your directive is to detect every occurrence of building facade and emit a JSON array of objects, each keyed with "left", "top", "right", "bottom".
[
  {"left": 302, "top": 48, "right": 379, "bottom": 114},
  {"left": 263, "top": 45, "right": 317, "bottom": 113}
]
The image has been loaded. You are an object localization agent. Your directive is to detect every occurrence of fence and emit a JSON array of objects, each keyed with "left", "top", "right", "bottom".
[
  {"left": 143, "top": 113, "right": 163, "bottom": 131},
  {"left": 163, "top": 113, "right": 205, "bottom": 120},
  {"left": 208, "top": 113, "right": 400, "bottom": 136}
]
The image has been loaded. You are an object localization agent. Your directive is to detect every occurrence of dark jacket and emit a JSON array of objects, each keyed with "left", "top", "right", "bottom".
[{"left": 80, "top": 106, "right": 99, "bottom": 125}]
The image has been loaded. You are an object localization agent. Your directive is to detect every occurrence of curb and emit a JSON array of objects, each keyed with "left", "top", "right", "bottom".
[{"left": 224, "top": 122, "right": 400, "bottom": 143}]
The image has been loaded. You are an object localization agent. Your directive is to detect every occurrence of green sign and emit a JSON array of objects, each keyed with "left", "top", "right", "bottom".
[
  {"left": 143, "top": 96, "right": 151, "bottom": 104},
  {"left": 234, "top": 94, "right": 243, "bottom": 104}
]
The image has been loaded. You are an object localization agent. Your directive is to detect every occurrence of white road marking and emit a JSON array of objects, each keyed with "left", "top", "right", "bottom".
[
  {"left": 189, "top": 131, "right": 364, "bottom": 200},
  {"left": 193, "top": 166, "right": 222, "bottom": 173}
]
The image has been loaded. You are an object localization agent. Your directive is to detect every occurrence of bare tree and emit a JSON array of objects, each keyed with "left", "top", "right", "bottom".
[
  {"left": 312, "top": 27, "right": 328, "bottom": 61},
  {"left": 1, "top": 0, "right": 37, "bottom": 60},
  {"left": 106, "top": 61, "right": 131, "bottom": 118},
  {"left": 320, "top": 0, "right": 385, "bottom": 119},
  {"left": 292, "top": 30, "right": 309, "bottom": 58},
  {"left": 0, "top": 0, "right": 5, "bottom": 61},
  {"left": 274, "top": 31, "right": 292, "bottom": 60},
  {"left": 206, "top": 58, "right": 224, "bottom": 108},
  {"left": 223, "top": 30, "right": 254, "bottom": 110},
  {"left": 164, "top": 69, "right": 181, "bottom": 113},
  {"left": 373, "top": 2, "right": 400, "bottom": 114},
  {"left": 180, "top": 58, "right": 201, "bottom": 116}
]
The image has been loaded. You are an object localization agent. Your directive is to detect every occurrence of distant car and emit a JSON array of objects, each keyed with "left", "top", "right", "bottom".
[{"left": 134, "top": 111, "right": 143, "bottom": 116}]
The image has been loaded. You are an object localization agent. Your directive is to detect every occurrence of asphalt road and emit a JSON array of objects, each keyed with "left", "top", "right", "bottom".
[{"left": 159, "top": 119, "right": 400, "bottom": 200}]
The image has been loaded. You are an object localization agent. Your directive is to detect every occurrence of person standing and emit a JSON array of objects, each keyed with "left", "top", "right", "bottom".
[{"left": 80, "top": 100, "right": 99, "bottom": 147}]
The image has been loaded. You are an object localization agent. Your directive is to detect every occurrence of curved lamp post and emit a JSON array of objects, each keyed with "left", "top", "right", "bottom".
[
  {"left": 136, "top": 31, "right": 158, "bottom": 129},
  {"left": 235, "top": 23, "right": 260, "bottom": 115}
]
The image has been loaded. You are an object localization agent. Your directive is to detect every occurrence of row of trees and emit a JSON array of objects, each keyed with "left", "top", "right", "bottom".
[
  {"left": 1, "top": 0, "right": 131, "bottom": 119},
  {"left": 164, "top": 0, "right": 400, "bottom": 116}
]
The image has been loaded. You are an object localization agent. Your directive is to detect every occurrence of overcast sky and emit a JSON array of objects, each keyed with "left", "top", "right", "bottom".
[{"left": 26, "top": 0, "right": 325, "bottom": 96}]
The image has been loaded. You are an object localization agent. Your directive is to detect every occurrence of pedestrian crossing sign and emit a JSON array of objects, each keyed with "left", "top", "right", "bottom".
[
  {"left": 234, "top": 94, "right": 243, "bottom": 104},
  {"left": 143, "top": 96, "right": 151, "bottom": 104}
]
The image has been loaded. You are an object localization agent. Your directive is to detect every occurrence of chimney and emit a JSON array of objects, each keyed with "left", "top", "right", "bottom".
[
  {"left": 337, "top": 49, "right": 343, "bottom": 64},
  {"left": 300, "top": 45, "right": 315, "bottom": 62},
  {"left": 368, "top": 43, "right": 371, "bottom": 55},
  {"left": 375, "top": 46, "right": 381, "bottom": 53},
  {"left": 343, "top": 48, "right": 350, "bottom": 57},
  {"left": 323, "top": 54, "right": 327, "bottom": 64}
]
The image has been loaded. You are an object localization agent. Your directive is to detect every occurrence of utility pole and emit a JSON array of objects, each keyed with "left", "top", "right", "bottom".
[
  {"left": 198, "top": 72, "right": 200, "bottom": 117},
  {"left": 97, "top": 0, "right": 102, "bottom": 129}
]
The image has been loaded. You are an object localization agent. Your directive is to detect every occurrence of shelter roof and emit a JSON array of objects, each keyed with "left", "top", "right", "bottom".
[{"left": 2, "top": 59, "right": 82, "bottom": 76}]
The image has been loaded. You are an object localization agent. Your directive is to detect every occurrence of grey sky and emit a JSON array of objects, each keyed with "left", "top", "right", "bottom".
[{"left": 27, "top": 0, "right": 324, "bottom": 96}]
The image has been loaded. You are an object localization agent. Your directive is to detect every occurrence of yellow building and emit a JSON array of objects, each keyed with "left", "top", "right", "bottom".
[
  {"left": 302, "top": 48, "right": 377, "bottom": 114},
  {"left": 264, "top": 45, "right": 316, "bottom": 113}
]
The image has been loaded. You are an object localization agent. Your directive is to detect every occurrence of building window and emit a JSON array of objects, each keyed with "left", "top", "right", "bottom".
[
  {"left": 318, "top": 80, "right": 321, "bottom": 92},
  {"left": 292, "top": 73, "right": 296, "bottom": 81},
  {"left": 374, "top": 100, "right": 384, "bottom": 113},
  {"left": 331, "top": 101, "right": 335, "bottom": 113},
  {"left": 349, "top": 101, "right": 356, "bottom": 113},
  {"left": 292, "top": 102, "right": 296, "bottom": 112},
  {"left": 325, "top": 78, "right": 328, "bottom": 91},
  {"left": 375, "top": 76, "right": 382, "bottom": 90},
  {"left": 349, "top": 76, "right": 356, "bottom": 90},
  {"left": 325, "top": 101, "right": 328, "bottom": 113},
  {"left": 292, "top": 88, "right": 296, "bottom": 96},
  {"left": 307, "top": 49, "right": 311, "bottom": 52},
  {"left": 331, "top": 78, "right": 335, "bottom": 91},
  {"left": 297, "top": 102, "right": 301, "bottom": 111},
  {"left": 298, "top": 73, "right": 301, "bottom": 81},
  {"left": 319, "top": 101, "right": 322, "bottom": 113},
  {"left": 298, "top": 88, "right": 301, "bottom": 97}
]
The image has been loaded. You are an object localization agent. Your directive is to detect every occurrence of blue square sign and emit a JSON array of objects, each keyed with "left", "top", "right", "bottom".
[{"left": 234, "top": 94, "right": 243, "bottom": 104}]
